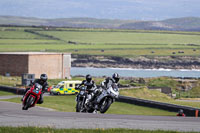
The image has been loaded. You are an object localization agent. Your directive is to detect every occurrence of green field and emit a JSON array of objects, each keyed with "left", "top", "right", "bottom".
[
  {"left": 39, "top": 30, "right": 200, "bottom": 45},
  {"left": 0, "top": 27, "right": 200, "bottom": 57}
]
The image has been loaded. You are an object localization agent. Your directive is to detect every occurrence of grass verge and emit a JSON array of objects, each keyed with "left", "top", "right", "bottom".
[
  {"left": 0, "top": 127, "right": 196, "bottom": 133},
  {"left": 0, "top": 90, "right": 15, "bottom": 96}
]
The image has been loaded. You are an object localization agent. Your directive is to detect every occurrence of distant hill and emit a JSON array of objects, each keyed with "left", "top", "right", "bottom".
[
  {"left": 162, "top": 17, "right": 200, "bottom": 31},
  {"left": 0, "top": 16, "right": 47, "bottom": 26},
  {"left": 118, "top": 21, "right": 174, "bottom": 30},
  {"left": 119, "top": 17, "right": 200, "bottom": 31},
  {"left": 0, "top": 16, "right": 138, "bottom": 29},
  {"left": 0, "top": 16, "right": 200, "bottom": 31}
]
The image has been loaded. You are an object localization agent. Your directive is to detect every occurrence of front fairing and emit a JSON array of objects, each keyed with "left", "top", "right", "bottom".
[
  {"left": 32, "top": 83, "right": 43, "bottom": 95},
  {"left": 110, "top": 88, "right": 119, "bottom": 98},
  {"left": 97, "top": 85, "right": 119, "bottom": 103},
  {"left": 97, "top": 89, "right": 108, "bottom": 103},
  {"left": 110, "top": 83, "right": 119, "bottom": 98}
]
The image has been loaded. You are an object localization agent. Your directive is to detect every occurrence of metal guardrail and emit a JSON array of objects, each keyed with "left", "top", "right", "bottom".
[
  {"left": 117, "top": 95, "right": 200, "bottom": 117},
  {"left": 0, "top": 86, "right": 24, "bottom": 95},
  {"left": 0, "top": 85, "right": 199, "bottom": 117}
]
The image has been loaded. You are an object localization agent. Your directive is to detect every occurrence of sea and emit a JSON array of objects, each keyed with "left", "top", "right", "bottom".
[{"left": 71, "top": 67, "right": 200, "bottom": 78}]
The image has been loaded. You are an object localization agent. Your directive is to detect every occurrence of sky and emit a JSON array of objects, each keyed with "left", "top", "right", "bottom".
[{"left": 0, "top": 0, "right": 199, "bottom": 20}]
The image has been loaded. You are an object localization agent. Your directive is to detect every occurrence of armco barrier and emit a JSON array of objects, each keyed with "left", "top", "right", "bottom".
[
  {"left": 117, "top": 95, "right": 200, "bottom": 117},
  {"left": 0, "top": 86, "right": 24, "bottom": 95}
]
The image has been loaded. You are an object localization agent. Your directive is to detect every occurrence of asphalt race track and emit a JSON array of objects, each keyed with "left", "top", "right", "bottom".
[{"left": 0, "top": 101, "right": 200, "bottom": 132}]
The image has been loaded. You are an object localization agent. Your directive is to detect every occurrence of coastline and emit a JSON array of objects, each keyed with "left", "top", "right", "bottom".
[{"left": 72, "top": 54, "right": 200, "bottom": 70}]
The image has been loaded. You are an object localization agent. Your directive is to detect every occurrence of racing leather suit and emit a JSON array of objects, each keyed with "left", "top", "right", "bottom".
[
  {"left": 101, "top": 77, "right": 118, "bottom": 90},
  {"left": 76, "top": 80, "right": 97, "bottom": 103}
]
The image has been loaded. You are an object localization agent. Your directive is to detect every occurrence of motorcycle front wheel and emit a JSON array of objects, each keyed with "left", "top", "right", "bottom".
[
  {"left": 99, "top": 98, "right": 112, "bottom": 114},
  {"left": 23, "top": 96, "right": 34, "bottom": 110},
  {"left": 76, "top": 101, "right": 86, "bottom": 112}
]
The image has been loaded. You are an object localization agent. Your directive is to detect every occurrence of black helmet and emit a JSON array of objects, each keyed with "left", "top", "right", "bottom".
[
  {"left": 40, "top": 74, "right": 48, "bottom": 82},
  {"left": 112, "top": 73, "right": 120, "bottom": 83},
  {"left": 86, "top": 74, "right": 92, "bottom": 82}
]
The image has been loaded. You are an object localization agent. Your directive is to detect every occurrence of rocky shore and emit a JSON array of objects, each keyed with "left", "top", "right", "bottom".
[{"left": 72, "top": 55, "right": 200, "bottom": 69}]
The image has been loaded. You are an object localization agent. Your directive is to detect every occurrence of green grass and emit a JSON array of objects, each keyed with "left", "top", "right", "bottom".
[
  {"left": 0, "top": 44, "right": 199, "bottom": 57},
  {"left": 39, "top": 30, "right": 200, "bottom": 45},
  {"left": 0, "top": 31, "right": 44, "bottom": 39},
  {"left": 107, "top": 101, "right": 175, "bottom": 116},
  {"left": 147, "top": 77, "right": 179, "bottom": 89},
  {"left": 0, "top": 27, "right": 200, "bottom": 57},
  {"left": 0, "top": 75, "right": 21, "bottom": 87},
  {"left": 1, "top": 95, "right": 176, "bottom": 116},
  {"left": 120, "top": 87, "right": 172, "bottom": 102},
  {"left": 0, "top": 90, "right": 15, "bottom": 96},
  {"left": 147, "top": 77, "right": 200, "bottom": 99},
  {"left": 179, "top": 81, "right": 200, "bottom": 98},
  {"left": 0, "top": 127, "right": 194, "bottom": 133},
  {"left": 0, "top": 39, "right": 60, "bottom": 44},
  {"left": 188, "top": 84, "right": 200, "bottom": 98}
]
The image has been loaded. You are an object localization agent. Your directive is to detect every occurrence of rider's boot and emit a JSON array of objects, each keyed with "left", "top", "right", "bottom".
[{"left": 93, "top": 110, "right": 97, "bottom": 114}]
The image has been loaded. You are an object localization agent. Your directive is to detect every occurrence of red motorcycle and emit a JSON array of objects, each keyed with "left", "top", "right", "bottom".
[{"left": 22, "top": 83, "right": 43, "bottom": 110}]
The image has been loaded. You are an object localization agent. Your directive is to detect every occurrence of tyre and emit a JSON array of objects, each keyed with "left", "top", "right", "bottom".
[
  {"left": 86, "top": 102, "right": 94, "bottom": 113},
  {"left": 22, "top": 106, "right": 28, "bottom": 110},
  {"left": 87, "top": 108, "right": 95, "bottom": 113},
  {"left": 23, "top": 96, "right": 34, "bottom": 110},
  {"left": 76, "top": 101, "right": 82, "bottom": 112},
  {"left": 100, "top": 98, "right": 112, "bottom": 114}
]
